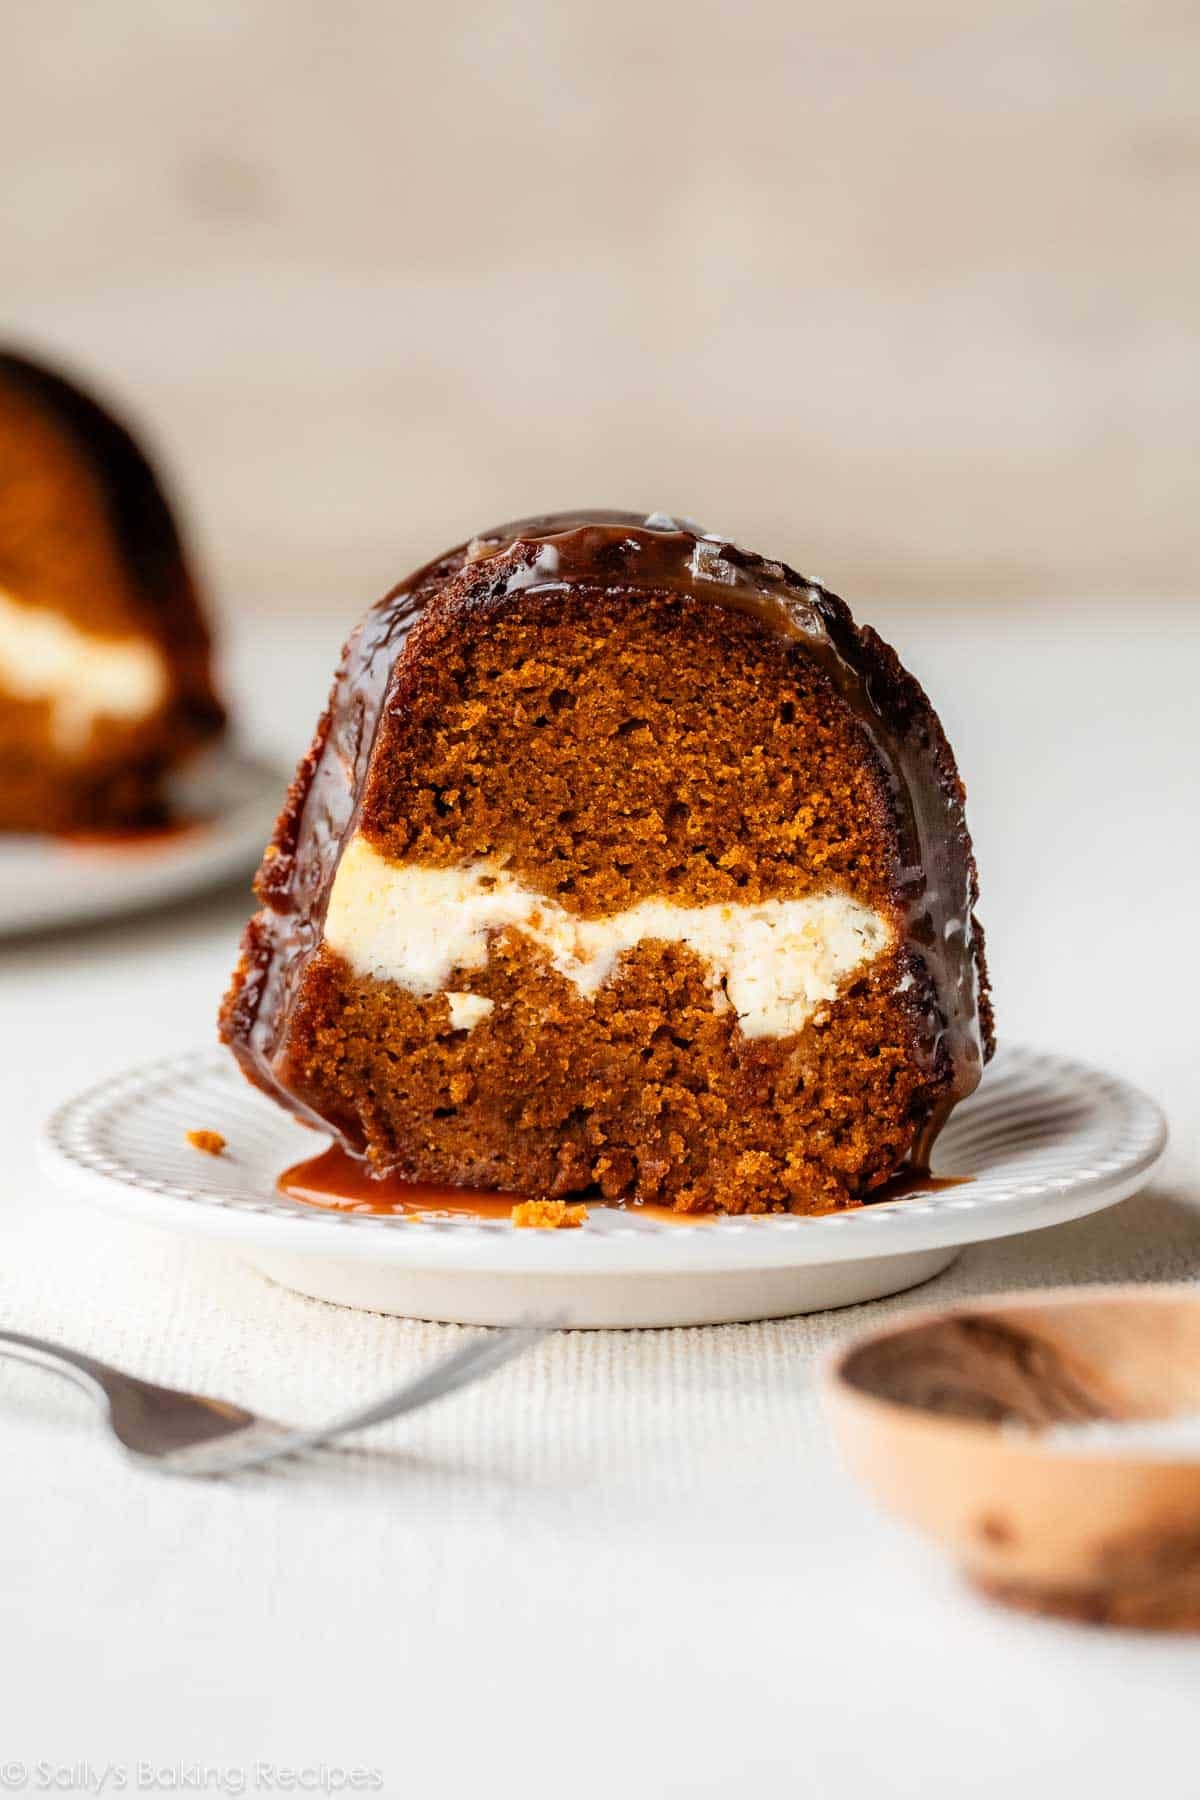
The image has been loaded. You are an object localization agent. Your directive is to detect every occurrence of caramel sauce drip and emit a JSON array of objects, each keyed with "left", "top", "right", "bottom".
[
  {"left": 278, "top": 1143, "right": 967, "bottom": 1222},
  {"left": 279, "top": 1144, "right": 527, "bottom": 1219}
]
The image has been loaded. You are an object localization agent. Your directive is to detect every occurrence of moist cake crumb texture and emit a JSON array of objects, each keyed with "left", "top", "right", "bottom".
[{"left": 221, "top": 511, "right": 993, "bottom": 1215}]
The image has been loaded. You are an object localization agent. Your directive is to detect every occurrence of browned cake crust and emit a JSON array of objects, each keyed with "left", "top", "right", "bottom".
[
  {"left": 222, "top": 512, "right": 993, "bottom": 1213},
  {"left": 0, "top": 349, "right": 224, "bottom": 832}
]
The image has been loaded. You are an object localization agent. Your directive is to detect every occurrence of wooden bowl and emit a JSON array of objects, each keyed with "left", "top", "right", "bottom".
[{"left": 825, "top": 1286, "right": 1200, "bottom": 1629}]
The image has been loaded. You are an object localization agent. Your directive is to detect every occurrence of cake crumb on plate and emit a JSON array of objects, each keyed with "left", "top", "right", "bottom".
[
  {"left": 511, "top": 1199, "right": 588, "bottom": 1229},
  {"left": 186, "top": 1129, "right": 226, "bottom": 1156}
]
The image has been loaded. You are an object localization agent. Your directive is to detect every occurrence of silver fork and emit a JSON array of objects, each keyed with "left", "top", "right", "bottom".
[{"left": 0, "top": 1321, "right": 557, "bottom": 1477}]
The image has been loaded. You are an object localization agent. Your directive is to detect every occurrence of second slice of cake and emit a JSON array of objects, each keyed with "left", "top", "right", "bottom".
[{"left": 0, "top": 349, "right": 224, "bottom": 833}]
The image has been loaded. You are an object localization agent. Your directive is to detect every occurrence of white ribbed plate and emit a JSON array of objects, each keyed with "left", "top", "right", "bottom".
[
  {"left": 42, "top": 1045, "right": 1166, "bottom": 1328},
  {"left": 0, "top": 745, "right": 282, "bottom": 936}
]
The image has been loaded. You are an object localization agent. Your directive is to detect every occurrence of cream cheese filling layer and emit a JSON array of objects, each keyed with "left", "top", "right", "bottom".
[
  {"left": 323, "top": 836, "right": 893, "bottom": 1040},
  {"left": 0, "top": 589, "right": 169, "bottom": 752}
]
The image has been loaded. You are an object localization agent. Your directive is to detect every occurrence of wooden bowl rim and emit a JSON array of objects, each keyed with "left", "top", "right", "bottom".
[{"left": 822, "top": 1282, "right": 1200, "bottom": 1472}]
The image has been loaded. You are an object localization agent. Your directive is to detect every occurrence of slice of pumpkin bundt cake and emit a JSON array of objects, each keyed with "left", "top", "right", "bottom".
[{"left": 222, "top": 511, "right": 992, "bottom": 1214}]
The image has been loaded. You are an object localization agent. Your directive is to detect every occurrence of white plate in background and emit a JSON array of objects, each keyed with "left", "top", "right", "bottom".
[
  {"left": 0, "top": 745, "right": 282, "bottom": 935},
  {"left": 42, "top": 1045, "right": 1167, "bottom": 1329}
]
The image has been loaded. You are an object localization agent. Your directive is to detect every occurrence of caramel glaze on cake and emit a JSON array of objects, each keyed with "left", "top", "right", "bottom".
[
  {"left": 0, "top": 350, "right": 224, "bottom": 832},
  {"left": 222, "top": 512, "right": 994, "bottom": 1215}
]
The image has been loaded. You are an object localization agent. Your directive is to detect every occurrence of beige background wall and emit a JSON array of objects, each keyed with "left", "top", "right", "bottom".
[{"left": 3, "top": 0, "right": 1197, "bottom": 618}]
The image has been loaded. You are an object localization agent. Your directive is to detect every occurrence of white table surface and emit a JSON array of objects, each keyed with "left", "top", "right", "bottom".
[{"left": 2, "top": 599, "right": 1198, "bottom": 1799}]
